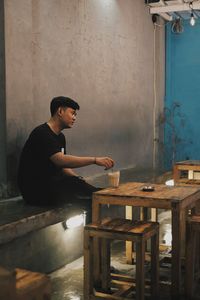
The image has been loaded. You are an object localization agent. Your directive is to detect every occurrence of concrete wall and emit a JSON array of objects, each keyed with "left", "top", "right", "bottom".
[
  {"left": 2, "top": 0, "right": 165, "bottom": 198},
  {"left": 0, "top": 222, "right": 84, "bottom": 273},
  {"left": 0, "top": 1, "right": 7, "bottom": 197}
]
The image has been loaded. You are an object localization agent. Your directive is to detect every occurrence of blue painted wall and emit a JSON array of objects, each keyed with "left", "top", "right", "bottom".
[{"left": 165, "top": 20, "right": 200, "bottom": 169}]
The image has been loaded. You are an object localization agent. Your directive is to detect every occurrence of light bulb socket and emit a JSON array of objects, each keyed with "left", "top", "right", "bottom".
[
  {"left": 190, "top": 13, "right": 196, "bottom": 26},
  {"left": 152, "top": 14, "right": 157, "bottom": 24}
]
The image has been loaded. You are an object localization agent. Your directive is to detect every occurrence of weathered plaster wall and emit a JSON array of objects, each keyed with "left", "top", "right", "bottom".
[
  {"left": 3, "top": 0, "right": 165, "bottom": 197},
  {"left": 0, "top": 1, "right": 7, "bottom": 197}
]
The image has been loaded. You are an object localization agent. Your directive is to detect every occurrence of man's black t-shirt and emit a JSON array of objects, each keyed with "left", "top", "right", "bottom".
[{"left": 18, "top": 123, "right": 66, "bottom": 204}]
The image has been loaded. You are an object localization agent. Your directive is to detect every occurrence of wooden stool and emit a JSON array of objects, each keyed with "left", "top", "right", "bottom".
[
  {"left": 186, "top": 215, "right": 200, "bottom": 299},
  {"left": 16, "top": 268, "right": 51, "bottom": 300},
  {"left": 84, "top": 218, "right": 159, "bottom": 300}
]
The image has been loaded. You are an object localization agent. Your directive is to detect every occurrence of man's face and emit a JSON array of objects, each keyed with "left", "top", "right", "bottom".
[{"left": 59, "top": 107, "right": 77, "bottom": 128}]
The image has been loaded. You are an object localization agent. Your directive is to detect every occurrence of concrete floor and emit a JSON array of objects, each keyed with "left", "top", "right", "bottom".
[
  {"left": 49, "top": 170, "right": 200, "bottom": 299},
  {"left": 50, "top": 242, "right": 139, "bottom": 300},
  {"left": 50, "top": 244, "right": 200, "bottom": 300},
  {"left": 49, "top": 229, "right": 200, "bottom": 300},
  {"left": 50, "top": 256, "right": 84, "bottom": 300},
  {"left": 49, "top": 241, "right": 176, "bottom": 300}
]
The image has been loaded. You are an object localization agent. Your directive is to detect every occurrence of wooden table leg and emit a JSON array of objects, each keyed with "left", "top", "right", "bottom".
[
  {"left": 92, "top": 195, "right": 101, "bottom": 223},
  {"left": 126, "top": 206, "right": 134, "bottom": 264},
  {"left": 140, "top": 207, "right": 148, "bottom": 221},
  {"left": 180, "top": 208, "right": 186, "bottom": 259},
  {"left": 171, "top": 202, "right": 182, "bottom": 298},
  {"left": 101, "top": 239, "right": 111, "bottom": 291},
  {"left": 185, "top": 222, "right": 195, "bottom": 299},
  {"left": 173, "top": 165, "right": 181, "bottom": 183},
  {"left": 151, "top": 228, "right": 159, "bottom": 298},
  {"left": 151, "top": 208, "right": 157, "bottom": 222},
  {"left": 136, "top": 239, "right": 145, "bottom": 300},
  {"left": 84, "top": 229, "right": 93, "bottom": 299},
  {"left": 194, "top": 198, "right": 200, "bottom": 214}
]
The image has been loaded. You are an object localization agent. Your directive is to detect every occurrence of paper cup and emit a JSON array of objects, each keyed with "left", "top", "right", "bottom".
[{"left": 108, "top": 171, "right": 120, "bottom": 188}]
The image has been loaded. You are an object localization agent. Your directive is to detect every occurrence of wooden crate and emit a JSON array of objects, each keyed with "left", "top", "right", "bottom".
[
  {"left": 16, "top": 268, "right": 51, "bottom": 300},
  {"left": 0, "top": 266, "right": 16, "bottom": 300}
]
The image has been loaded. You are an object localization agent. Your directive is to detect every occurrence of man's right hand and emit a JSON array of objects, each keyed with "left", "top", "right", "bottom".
[{"left": 95, "top": 157, "right": 114, "bottom": 170}]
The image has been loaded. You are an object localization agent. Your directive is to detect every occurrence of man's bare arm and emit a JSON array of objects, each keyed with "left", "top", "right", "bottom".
[{"left": 50, "top": 152, "right": 114, "bottom": 170}]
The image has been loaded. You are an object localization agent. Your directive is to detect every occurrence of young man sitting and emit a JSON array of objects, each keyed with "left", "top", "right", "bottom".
[{"left": 17, "top": 96, "right": 114, "bottom": 215}]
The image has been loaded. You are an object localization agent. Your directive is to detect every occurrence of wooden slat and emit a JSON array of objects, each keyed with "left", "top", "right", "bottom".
[
  {"left": 93, "top": 290, "right": 126, "bottom": 300},
  {"left": 112, "top": 285, "right": 134, "bottom": 297},
  {"left": 111, "top": 279, "right": 134, "bottom": 287},
  {"left": 111, "top": 273, "right": 134, "bottom": 282},
  {"left": 86, "top": 218, "right": 159, "bottom": 236},
  {"left": 175, "top": 160, "right": 200, "bottom": 166},
  {"left": 176, "top": 165, "right": 200, "bottom": 171},
  {"left": 178, "top": 179, "right": 200, "bottom": 185},
  {"left": 15, "top": 268, "right": 51, "bottom": 300},
  {"left": 95, "top": 182, "right": 200, "bottom": 202}
]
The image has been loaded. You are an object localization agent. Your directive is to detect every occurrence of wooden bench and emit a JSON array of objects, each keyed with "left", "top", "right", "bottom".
[
  {"left": 0, "top": 266, "right": 51, "bottom": 300},
  {"left": 0, "top": 266, "right": 16, "bottom": 299},
  {"left": 16, "top": 268, "right": 51, "bottom": 300}
]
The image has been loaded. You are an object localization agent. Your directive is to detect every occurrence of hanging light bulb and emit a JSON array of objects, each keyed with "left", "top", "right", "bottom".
[{"left": 190, "top": 12, "right": 196, "bottom": 26}]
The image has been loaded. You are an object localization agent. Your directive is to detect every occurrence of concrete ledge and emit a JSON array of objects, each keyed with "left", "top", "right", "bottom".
[
  {"left": 0, "top": 200, "right": 84, "bottom": 245},
  {"left": 0, "top": 167, "right": 160, "bottom": 245}
]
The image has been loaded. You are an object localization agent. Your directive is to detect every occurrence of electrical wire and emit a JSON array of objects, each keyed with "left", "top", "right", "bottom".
[
  {"left": 152, "top": 15, "right": 171, "bottom": 28},
  {"left": 154, "top": 21, "right": 170, "bottom": 27},
  {"left": 171, "top": 18, "right": 184, "bottom": 33},
  {"left": 152, "top": 23, "right": 157, "bottom": 170}
]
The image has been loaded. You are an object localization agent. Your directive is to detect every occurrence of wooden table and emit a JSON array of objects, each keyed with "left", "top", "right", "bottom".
[
  {"left": 92, "top": 181, "right": 200, "bottom": 299},
  {"left": 173, "top": 160, "right": 200, "bottom": 184}
]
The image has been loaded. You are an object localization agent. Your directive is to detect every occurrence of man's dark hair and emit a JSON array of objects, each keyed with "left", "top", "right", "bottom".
[{"left": 50, "top": 96, "right": 80, "bottom": 116}]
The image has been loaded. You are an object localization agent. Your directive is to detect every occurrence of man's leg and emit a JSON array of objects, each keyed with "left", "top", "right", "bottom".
[{"left": 54, "top": 176, "right": 101, "bottom": 223}]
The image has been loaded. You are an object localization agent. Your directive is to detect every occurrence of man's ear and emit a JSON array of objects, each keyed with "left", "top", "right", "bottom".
[{"left": 57, "top": 107, "right": 63, "bottom": 116}]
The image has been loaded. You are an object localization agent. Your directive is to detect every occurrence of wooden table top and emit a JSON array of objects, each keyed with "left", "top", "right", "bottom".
[
  {"left": 175, "top": 160, "right": 200, "bottom": 166},
  {"left": 95, "top": 182, "right": 200, "bottom": 202}
]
